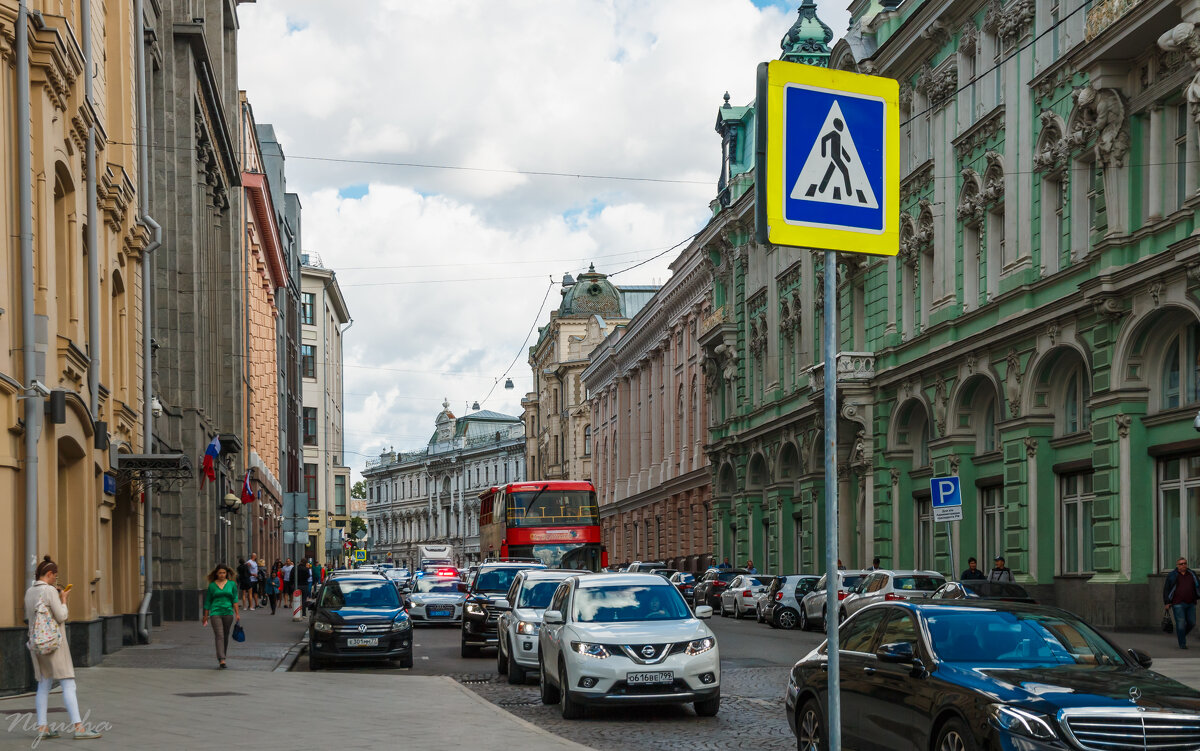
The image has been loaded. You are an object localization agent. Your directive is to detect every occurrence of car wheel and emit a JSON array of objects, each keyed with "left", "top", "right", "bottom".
[
  {"left": 308, "top": 648, "right": 322, "bottom": 671},
  {"left": 397, "top": 653, "right": 413, "bottom": 669},
  {"left": 539, "top": 655, "right": 560, "bottom": 705},
  {"left": 838, "top": 608, "right": 847, "bottom": 625},
  {"left": 507, "top": 639, "right": 527, "bottom": 685},
  {"left": 461, "top": 638, "right": 480, "bottom": 658},
  {"left": 779, "top": 607, "right": 799, "bottom": 631},
  {"left": 734, "top": 602, "right": 744, "bottom": 619},
  {"left": 934, "top": 717, "right": 977, "bottom": 751},
  {"left": 796, "top": 698, "right": 823, "bottom": 751},
  {"left": 558, "top": 659, "right": 584, "bottom": 719},
  {"left": 756, "top": 605, "right": 764, "bottom": 623},
  {"left": 820, "top": 606, "right": 827, "bottom": 629},
  {"left": 497, "top": 639, "right": 508, "bottom": 674},
  {"left": 694, "top": 690, "right": 720, "bottom": 717},
  {"left": 720, "top": 600, "right": 728, "bottom": 617}
]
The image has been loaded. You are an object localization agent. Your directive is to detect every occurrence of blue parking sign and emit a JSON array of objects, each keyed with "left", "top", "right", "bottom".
[{"left": 930, "top": 476, "right": 963, "bottom": 522}]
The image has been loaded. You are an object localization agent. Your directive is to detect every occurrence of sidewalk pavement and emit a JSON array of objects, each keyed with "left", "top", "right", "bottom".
[
  {"left": 96, "top": 601, "right": 307, "bottom": 671},
  {"left": 0, "top": 669, "right": 595, "bottom": 751}
]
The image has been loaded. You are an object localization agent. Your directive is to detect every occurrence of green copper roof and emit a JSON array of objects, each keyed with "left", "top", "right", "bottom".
[
  {"left": 780, "top": 0, "right": 832, "bottom": 67},
  {"left": 558, "top": 263, "right": 622, "bottom": 318}
]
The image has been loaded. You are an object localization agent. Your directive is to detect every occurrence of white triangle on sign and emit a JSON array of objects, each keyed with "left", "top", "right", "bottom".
[{"left": 790, "top": 100, "right": 878, "bottom": 209}]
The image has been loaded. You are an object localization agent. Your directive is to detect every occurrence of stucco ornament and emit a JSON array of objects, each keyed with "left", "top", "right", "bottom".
[
  {"left": 1158, "top": 23, "right": 1200, "bottom": 120},
  {"left": 1076, "top": 87, "right": 1130, "bottom": 168}
]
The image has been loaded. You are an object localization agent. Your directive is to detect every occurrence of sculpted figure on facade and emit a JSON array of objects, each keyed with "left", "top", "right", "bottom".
[
  {"left": 1074, "top": 87, "right": 1130, "bottom": 169},
  {"left": 1158, "top": 23, "right": 1200, "bottom": 120}
]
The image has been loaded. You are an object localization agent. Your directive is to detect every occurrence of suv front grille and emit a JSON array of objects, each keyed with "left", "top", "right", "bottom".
[
  {"left": 333, "top": 623, "right": 391, "bottom": 635},
  {"left": 1064, "top": 710, "right": 1200, "bottom": 751}
]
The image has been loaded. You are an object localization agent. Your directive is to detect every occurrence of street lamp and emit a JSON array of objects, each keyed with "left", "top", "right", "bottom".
[{"left": 504, "top": 378, "right": 514, "bottom": 390}]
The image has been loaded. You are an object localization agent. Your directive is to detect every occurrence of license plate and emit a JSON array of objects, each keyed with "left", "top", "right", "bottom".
[
  {"left": 429, "top": 608, "right": 451, "bottom": 617},
  {"left": 627, "top": 671, "right": 673, "bottom": 685},
  {"left": 346, "top": 637, "right": 378, "bottom": 647}
]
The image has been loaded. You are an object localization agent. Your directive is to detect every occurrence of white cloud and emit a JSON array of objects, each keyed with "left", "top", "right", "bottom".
[{"left": 236, "top": 1, "right": 850, "bottom": 481}]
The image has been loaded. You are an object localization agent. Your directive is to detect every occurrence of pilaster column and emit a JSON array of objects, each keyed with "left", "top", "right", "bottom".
[{"left": 1149, "top": 105, "right": 1164, "bottom": 221}]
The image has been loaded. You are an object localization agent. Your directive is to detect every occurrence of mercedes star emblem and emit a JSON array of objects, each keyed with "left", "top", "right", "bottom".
[
  {"left": 641, "top": 645, "right": 656, "bottom": 658},
  {"left": 358, "top": 623, "right": 368, "bottom": 633},
  {"left": 1129, "top": 686, "right": 1142, "bottom": 702}
]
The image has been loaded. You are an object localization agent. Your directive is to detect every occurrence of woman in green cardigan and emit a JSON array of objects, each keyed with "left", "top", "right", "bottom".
[{"left": 202, "top": 564, "right": 240, "bottom": 668}]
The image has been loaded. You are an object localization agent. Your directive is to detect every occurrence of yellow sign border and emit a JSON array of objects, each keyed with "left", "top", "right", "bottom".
[{"left": 762, "top": 61, "right": 899, "bottom": 256}]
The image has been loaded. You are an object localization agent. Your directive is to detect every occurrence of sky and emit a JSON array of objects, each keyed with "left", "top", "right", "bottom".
[{"left": 235, "top": 1, "right": 852, "bottom": 483}]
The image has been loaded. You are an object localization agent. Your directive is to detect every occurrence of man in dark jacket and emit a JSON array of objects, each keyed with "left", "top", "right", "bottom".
[
  {"left": 1164, "top": 557, "right": 1199, "bottom": 649},
  {"left": 292, "top": 560, "right": 311, "bottom": 616},
  {"left": 961, "top": 557, "right": 986, "bottom": 581}
]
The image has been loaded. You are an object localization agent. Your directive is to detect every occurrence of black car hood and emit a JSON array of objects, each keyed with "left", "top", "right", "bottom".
[
  {"left": 321, "top": 606, "right": 404, "bottom": 623},
  {"left": 946, "top": 663, "right": 1200, "bottom": 713}
]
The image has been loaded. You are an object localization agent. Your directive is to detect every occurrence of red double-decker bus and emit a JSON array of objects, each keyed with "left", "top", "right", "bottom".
[{"left": 478, "top": 481, "right": 605, "bottom": 571}]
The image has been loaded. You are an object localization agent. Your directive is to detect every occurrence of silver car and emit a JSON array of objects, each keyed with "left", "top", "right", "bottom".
[
  {"left": 405, "top": 575, "right": 466, "bottom": 625},
  {"left": 496, "top": 569, "right": 585, "bottom": 684}
]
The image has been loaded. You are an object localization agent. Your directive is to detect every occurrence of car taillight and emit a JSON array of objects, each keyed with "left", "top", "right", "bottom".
[
  {"left": 884, "top": 593, "right": 905, "bottom": 601},
  {"left": 713, "top": 581, "right": 727, "bottom": 588},
  {"left": 837, "top": 592, "right": 847, "bottom": 600},
  {"left": 742, "top": 589, "right": 752, "bottom": 597},
  {"left": 774, "top": 592, "right": 782, "bottom": 601}
]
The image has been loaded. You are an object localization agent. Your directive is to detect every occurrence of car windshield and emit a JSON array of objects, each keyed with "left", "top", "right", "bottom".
[
  {"left": 893, "top": 576, "right": 945, "bottom": 591},
  {"left": 716, "top": 571, "right": 738, "bottom": 583},
  {"left": 840, "top": 575, "right": 864, "bottom": 589},
  {"left": 415, "top": 577, "right": 460, "bottom": 594},
  {"left": 474, "top": 568, "right": 524, "bottom": 593},
  {"left": 926, "top": 610, "right": 1126, "bottom": 665},
  {"left": 573, "top": 585, "right": 692, "bottom": 623},
  {"left": 319, "top": 580, "right": 399, "bottom": 610},
  {"left": 518, "top": 581, "right": 562, "bottom": 609},
  {"left": 962, "top": 581, "right": 1032, "bottom": 599},
  {"left": 676, "top": 573, "right": 695, "bottom": 584}
]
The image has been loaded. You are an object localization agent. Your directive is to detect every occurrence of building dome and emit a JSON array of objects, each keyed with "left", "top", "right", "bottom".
[
  {"left": 558, "top": 263, "right": 621, "bottom": 318},
  {"left": 780, "top": 0, "right": 832, "bottom": 66}
]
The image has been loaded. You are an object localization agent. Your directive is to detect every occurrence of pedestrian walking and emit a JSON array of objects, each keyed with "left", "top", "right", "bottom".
[
  {"left": 281, "top": 558, "right": 294, "bottom": 607},
  {"left": 961, "top": 557, "right": 986, "bottom": 581},
  {"left": 266, "top": 563, "right": 281, "bottom": 615},
  {"left": 247, "top": 553, "right": 259, "bottom": 611},
  {"left": 202, "top": 563, "right": 241, "bottom": 668},
  {"left": 24, "top": 556, "right": 103, "bottom": 741},
  {"left": 236, "top": 557, "right": 251, "bottom": 610},
  {"left": 988, "top": 556, "right": 1015, "bottom": 583},
  {"left": 293, "top": 559, "right": 311, "bottom": 616},
  {"left": 1164, "top": 556, "right": 1199, "bottom": 650}
]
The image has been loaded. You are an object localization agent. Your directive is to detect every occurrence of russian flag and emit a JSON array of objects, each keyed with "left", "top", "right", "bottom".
[
  {"left": 200, "top": 436, "right": 220, "bottom": 489},
  {"left": 240, "top": 470, "right": 256, "bottom": 505}
]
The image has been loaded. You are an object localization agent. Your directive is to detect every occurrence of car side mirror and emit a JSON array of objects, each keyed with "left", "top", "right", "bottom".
[
  {"left": 458, "top": 583, "right": 469, "bottom": 594},
  {"left": 1128, "top": 648, "right": 1153, "bottom": 669},
  {"left": 543, "top": 610, "right": 564, "bottom": 625},
  {"left": 876, "top": 641, "right": 915, "bottom": 664},
  {"left": 695, "top": 605, "right": 713, "bottom": 619}
]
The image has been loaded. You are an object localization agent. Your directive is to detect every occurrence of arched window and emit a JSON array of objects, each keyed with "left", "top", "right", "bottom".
[
  {"left": 1063, "top": 368, "right": 1091, "bottom": 434},
  {"left": 1162, "top": 324, "right": 1200, "bottom": 409}
]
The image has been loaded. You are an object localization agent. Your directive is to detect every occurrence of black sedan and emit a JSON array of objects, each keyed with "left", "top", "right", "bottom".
[
  {"left": 785, "top": 600, "right": 1200, "bottom": 750},
  {"left": 930, "top": 579, "right": 1037, "bottom": 603},
  {"left": 308, "top": 575, "right": 413, "bottom": 670}
]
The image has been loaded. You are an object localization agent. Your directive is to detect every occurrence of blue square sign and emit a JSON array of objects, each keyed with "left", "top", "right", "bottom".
[{"left": 783, "top": 84, "right": 886, "bottom": 235}]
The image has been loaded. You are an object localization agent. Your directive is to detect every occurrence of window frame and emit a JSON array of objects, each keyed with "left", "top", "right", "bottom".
[
  {"left": 301, "top": 292, "right": 315, "bottom": 326},
  {"left": 1157, "top": 455, "right": 1200, "bottom": 572},
  {"left": 1059, "top": 470, "right": 1096, "bottom": 575},
  {"left": 301, "top": 344, "right": 316, "bottom": 379}
]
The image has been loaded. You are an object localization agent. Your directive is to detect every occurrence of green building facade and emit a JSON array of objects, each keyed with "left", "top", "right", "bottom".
[{"left": 700, "top": 0, "right": 1200, "bottom": 628}]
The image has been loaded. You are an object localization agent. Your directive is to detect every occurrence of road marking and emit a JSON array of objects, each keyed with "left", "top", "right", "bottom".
[{"left": 421, "top": 656, "right": 429, "bottom": 660}]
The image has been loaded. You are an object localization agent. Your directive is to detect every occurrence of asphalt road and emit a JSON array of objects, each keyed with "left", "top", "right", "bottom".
[{"left": 294, "top": 609, "right": 827, "bottom": 749}]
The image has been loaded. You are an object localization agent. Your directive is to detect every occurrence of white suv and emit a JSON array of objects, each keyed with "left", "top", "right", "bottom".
[
  {"left": 496, "top": 568, "right": 584, "bottom": 684},
  {"left": 840, "top": 570, "right": 945, "bottom": 620},
  {"left": 798, "top": 570, "right": 869, "bottom": 631},
  {"left": 537, "top": 573, "right": 720, "bottom": 719}
]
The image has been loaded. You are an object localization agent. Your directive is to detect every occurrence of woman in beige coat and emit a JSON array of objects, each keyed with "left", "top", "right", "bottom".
[{"left": 24, "top": 555, "right": 101, "bottom": 740}]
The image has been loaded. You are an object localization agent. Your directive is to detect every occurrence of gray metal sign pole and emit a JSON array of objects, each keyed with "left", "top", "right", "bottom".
[{"left": 823, "top": 249, "right": 841, "bottom": 750}]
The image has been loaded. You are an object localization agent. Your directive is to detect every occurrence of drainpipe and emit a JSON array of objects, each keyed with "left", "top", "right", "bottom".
[
  {"left": 17, "top": 0, "right": 40, "bottom": 587},
  {"left": 83, "top": 0, "right": 99, "bottom": 418},
  {"left": 135, "top": 0, "right": 162, "bottom": 643}
]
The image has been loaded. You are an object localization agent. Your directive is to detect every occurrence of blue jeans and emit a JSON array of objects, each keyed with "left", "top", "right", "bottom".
[{"left": 1172, "top": 603, "right": 1197, "bottom": 648}]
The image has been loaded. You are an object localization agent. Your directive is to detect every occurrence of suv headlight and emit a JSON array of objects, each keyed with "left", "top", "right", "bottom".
[
  {"left": 312, "top": 620, "right": 333, "bottom": 634},
  {"left": 466, "top": 602, "right": 486, "bottom": 616},
  {"left": 685, "top": 637, "right": 715, "bottom": 656},
  {"left": 392, "top": 617, "right": 412, "bottom": 632},
  {"left": 517, "top": 620, "right": 540, "bottom": 635},
  {"left": 988, "top": 705, "right": 1057, "bottom": 741},
  {"left": 571, "top": 641, "right": 611, "bottom": 659}
]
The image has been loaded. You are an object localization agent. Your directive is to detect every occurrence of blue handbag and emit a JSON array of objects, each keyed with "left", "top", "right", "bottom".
[{"left": 232, "top": 621, "right": 245, "bottom": 642}]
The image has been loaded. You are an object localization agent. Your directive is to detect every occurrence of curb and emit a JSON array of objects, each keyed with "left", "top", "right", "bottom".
[
  {"left": 273, "top": 638, "right": 307, "bottom": 672},
  {"left": 444, "top": 676, "right": 595, "bottom": 750}
]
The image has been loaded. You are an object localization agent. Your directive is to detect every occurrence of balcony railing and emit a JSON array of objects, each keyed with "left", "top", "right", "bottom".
[
  {"left": 1085, "top": 0, "right": 1145, "bottom": 40},
  {"left": 809, "top": 352, "right": 876, "bottom": 392},
  {"left": 699, "top": 305, "right": 726, "bottom": 337}
]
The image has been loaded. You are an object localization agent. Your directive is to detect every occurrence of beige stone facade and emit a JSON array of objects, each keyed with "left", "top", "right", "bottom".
[
  {"left": 583, "top": 247, "right": 713, "bottom": 571},
  {"left": 1, "top": 0, "right": 147, "bottom": 682}
]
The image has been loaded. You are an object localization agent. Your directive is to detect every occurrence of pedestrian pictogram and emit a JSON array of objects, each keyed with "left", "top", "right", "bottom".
[
  {"left": 755, "top": 61, "right": 898, "bottom": 256},
  {"left": 791, "top": 101, "right": 878, "bottom": 209}
]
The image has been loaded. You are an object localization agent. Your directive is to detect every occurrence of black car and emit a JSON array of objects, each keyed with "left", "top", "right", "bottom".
[
  {"left": 785, "top": 600, "right": 1200, "bottom": 750},
  {"left": 692, "top": 568, "right": 749, "bottom": 608},
  {"left": 931, "top": 579, "right": 1038, "bottom": 603},
  {"left": 461, "top": 561, "right": 546, "bottom": 657},
  {"left": 308, "top": 574, "right": 413, "bottom": 670}
]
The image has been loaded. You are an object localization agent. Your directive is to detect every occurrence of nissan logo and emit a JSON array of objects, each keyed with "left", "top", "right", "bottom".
[
  {"left": 358, "top": 624, "right": 368, "bottom": 633},
  {"left": 1129, "top": 686, "right": 1142, "bottom": 702},
  {"left": 641, "top": 645, "right": 656, "bottom": 658}
]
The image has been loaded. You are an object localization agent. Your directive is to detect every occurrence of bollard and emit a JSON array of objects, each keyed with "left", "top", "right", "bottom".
[{"left": 292, "top": 589, "right": 304, "bottom": 622}]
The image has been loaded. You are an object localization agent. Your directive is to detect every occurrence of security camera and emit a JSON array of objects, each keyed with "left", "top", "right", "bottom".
[
  {"left": 1193, "top": 410, "right": 1200, "bottom": 432},
  {"left": 29, "top": 380, "right": 51, "bottom": 398},
  {"left": 151, "top": 396, "right": 164, "bottom": 418}
]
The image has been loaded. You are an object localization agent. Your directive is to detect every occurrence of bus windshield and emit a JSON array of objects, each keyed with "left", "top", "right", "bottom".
[{"left": 506, "top": 489, "right": 598, "bottom": 527}]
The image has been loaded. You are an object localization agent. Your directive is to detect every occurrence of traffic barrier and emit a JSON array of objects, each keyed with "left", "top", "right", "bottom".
[{"left": 292, "top": 589, "right": 304, "bottom": 621}]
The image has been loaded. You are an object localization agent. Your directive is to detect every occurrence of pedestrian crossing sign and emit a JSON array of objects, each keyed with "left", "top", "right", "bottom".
[{"left": 756, "top": 61, "right": 899, "bottom": 256}]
